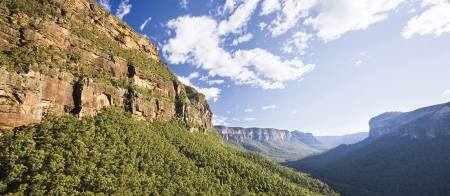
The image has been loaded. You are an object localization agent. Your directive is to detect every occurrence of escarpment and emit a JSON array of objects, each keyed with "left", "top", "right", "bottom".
[
  {"left": 369, "top": 102, "right": 450, "bottom": 138},
  {"left": 214, "top": 126, "right": 328, "bottom": 149},
  {"left": 0, "top": 0, "right": 212, "bottom": 130}
]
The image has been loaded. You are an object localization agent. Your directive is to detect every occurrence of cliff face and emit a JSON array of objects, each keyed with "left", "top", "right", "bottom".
[
  {"left": 0, "top": 0, "right": 212, "bottom": 130},
  {"left": 369, "top": 102, "right": 450, "bottom": 138},
  {"left": 214, "top": 126, "right": 328, "bottom": 149}
]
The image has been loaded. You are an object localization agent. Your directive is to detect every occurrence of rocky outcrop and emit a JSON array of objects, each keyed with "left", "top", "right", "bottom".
[
  {"left": 369, "top": 102, "right": 450, "bottom": 138},
  {"left": 0, "top": 0, "right": 212, "bottom": 130},
  {"left": 215, "top": 126, "right": 329, "bottom": 150}
]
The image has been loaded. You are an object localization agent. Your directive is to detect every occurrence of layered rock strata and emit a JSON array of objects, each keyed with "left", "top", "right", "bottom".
[
  {"left": 369, "top": 102, "right": 450, "bottom": 138},
  {"left": 215, "top": 126, "right": 327, "bottom": 149},
  {"left": 0, "top": 0, "right": 212, "bottom": 130}
]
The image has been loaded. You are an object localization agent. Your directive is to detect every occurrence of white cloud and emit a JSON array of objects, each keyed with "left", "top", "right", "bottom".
[
  {"left": 305, "top": 0, "right": 405, "bottom": 41},
  {"left": 140, "top": 17, "right": 152, "bottom": 31},
  {"left": 269, "top": 0, "right": 318, "bottom": 36},
  {"left": 202, "top": 88, "right": 220, "bottom": 102},
  {"left": 282, "top": 32, "right": 312, "bottom": 55},
  {"left": 421, "top": 0, "right": 445, "bottom": 7},
  {"left": 355, "top": 61, "right": 363, "bottom": 65},
  {"left": 188, "top": 72, "right": 200, "bottom": 79},
  {"left": 261, "top": 105, "right": 276, "bottom": 110},
  {"left": 177, "top": 73, "right": 221, "bottom": 102},
  {"left": 180, "top": 0, "right": 189, "bottom": 9},
  {"left": 98, "top": 0, "right": 111, "bottom": 11},
  {"left": 444, "top": 90, "right": 450, "bottom": 94},
  {"left": 291, "top": 110, "right": 298, "bottom": 114},
  {"left": 212, "top": 115, "right": 228, "bottom": 125},
  {"left": 199, "top": 75, "right": 224, "bottom": 85},
  {"left": 260, "top": 0, "right": 281, "bottom": 16},
  {"left": 245, "top": 109, "right": 254, "bottom": 112},
  {"left": 402, "top": 1, "right": 450, "bottom": 39},
  {"left": 207, "top": 80, "right": 225, "bottom": 85},
  {"left": 232, "top": 33, "right": 253, "bottom": 46},
  {"left": 233, "top": 118, "right": 239, "bottom": 121},
  {"left": 258, "top": 22, "right": 267, "bottom": 31},
  {"left": 244, "top": 118, "right": 256, "bottom": 121},
  {"left": 218, "top": 0, "right": 260, "bottom": 35},
  {"left": 227, "top": 111, "right": 231, "bottom": 114},
  {"left": 115, "top": 0, "right": 132, "bottom": 20},
  {"left": 163, "top": 15, "right": 315, "bottom": 89},
  {"left": 199, "top": 75, "right": 209, "bottom": 81},
  {"left": 222, "top": 0, "right": 238, "bottom": 14}
]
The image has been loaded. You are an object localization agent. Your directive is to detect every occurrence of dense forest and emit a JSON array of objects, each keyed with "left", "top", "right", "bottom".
[
  {"left": 0, "top": 108, "right": 337, "bottom": 195},
  {"left": 283, "top": 136, "right": 450, "bottom": 196}
]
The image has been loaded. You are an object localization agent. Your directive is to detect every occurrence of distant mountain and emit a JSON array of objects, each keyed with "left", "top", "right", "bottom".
[
  {"left": 315, "top": 132, "right": 368, "bottom": 146},
  {"left": 215, "top": 126, "right": 332, "bottom": 162},
  {"left": 369, "top": 102, "right": 450, "bottom": 138},
  {"left": 283, "top": 101, "right": 450, "bottom": 196}
]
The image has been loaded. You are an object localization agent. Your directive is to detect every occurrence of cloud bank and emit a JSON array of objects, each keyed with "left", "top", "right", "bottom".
[{"left": 163, "top": 13, "right": 314, "bottom": 89}]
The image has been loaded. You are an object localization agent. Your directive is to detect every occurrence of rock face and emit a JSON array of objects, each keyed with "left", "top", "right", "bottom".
[
  {"left": 369, "top": 102, "right": 450, "bottom": 138},
  {"left": 0, "top": 0, "right": 212, "bottom": 130},
  {"left": 214, "top": 126, "right": 328, "bottom": 149}
]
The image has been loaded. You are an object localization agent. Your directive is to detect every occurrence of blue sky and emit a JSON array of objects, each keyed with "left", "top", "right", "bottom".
[{"left": 97, "top": 0, "right": 450, "bottom": 135}]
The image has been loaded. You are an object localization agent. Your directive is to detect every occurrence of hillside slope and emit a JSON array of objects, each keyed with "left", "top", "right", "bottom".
[
  {"left": 284, "top": 136, "right": 450, "bottom": 196},
  {"left": 0, "top": 108, "right": 338, "bottom": 195},
  {"left": 284, "top": 102, "right": 450, "bottom": 196}
]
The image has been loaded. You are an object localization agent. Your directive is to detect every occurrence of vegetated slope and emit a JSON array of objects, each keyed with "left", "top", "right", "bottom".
[
  {"left": 216, "top": 126, "right": 332, "bottom": 162},
  {"left": 225, "top": 139, "right": 324, "bottom": 162},
  {"left": 315, "top": 132, "right": 368, "bottom": 147},
  {"left": 0, "top": 108, "right": 338, "bottom": 195},
  {"left": 283, "top": 102, "right": 450, "bottom": 196},
  {"left": 283, "top": 136, "right": 450, "bottom": 196}
]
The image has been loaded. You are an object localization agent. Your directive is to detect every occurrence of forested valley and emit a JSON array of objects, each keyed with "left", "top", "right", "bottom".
[{"left": 283, "top": 136, "right": 450, "bottom": 196}]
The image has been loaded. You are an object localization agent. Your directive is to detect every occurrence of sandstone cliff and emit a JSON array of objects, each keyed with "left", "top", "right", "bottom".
[
  {"left": 0, "top": 0, "right": 212, "bottom": 130},
  {"left": 369, "top": 102, "right": 450, "bottom": 138},
  {"left": 214, "top": 126, "right": 329, "bottom": 150}
]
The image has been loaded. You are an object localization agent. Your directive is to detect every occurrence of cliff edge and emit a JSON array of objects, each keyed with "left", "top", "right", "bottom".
[
  {"left": 369, "top": 102, "right": 450, "bottom": 138},
  {"left": 0, "top": 0, "right": 212, "bottom": 130}
]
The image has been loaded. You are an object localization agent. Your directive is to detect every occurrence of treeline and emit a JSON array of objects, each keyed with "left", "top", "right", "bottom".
[
  {"left": 0, "top": 108, "right": 337, "bottom": 195},
  {"left": 283, "top": 136, "right": 450, "bottom": 196}
]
